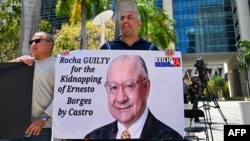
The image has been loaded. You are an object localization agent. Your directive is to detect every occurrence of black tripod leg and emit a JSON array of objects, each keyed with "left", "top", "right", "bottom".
[
  {"left": 203, "top": 100, "right": 214, "bottom": 141},
  {"left": 204, "top": 84, "right": 228, "bottom": 125},
  {"left": 212, "top": 98, "right": 228, "bottom": 125}
]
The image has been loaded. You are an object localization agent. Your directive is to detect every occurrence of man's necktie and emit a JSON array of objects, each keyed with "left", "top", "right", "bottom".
[{"left": 121, "top": 130, "right": 131, "bottom": 139}]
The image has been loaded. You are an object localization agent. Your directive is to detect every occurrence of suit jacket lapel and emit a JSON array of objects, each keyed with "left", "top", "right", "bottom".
[
  {"left": 140, "top": 110, "right": 159, "bottom": 138},
  {"left": 109, "top": 120, "right": 119, "bottom": 138}
]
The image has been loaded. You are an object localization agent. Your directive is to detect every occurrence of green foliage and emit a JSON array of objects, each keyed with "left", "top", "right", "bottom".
[
  {"left": 222, "top": 82, "right": 229, "bottom": 97},
  {"left": 53, "top": 20, "right": 115, "bottom": 54},
  {"left": 0, "top": 0, "right": 55, "bottom": 62},
  {"left": 55, "top": 0, "right": 176, "bottom": 50},
  {"left": 212, "top": 75, "right": 225, "bottom": 91},
  {"left": 53, "top": 23, "right": 81, "bottom": 55},
  {"left": 39, "top": 19, "right": 53, "bottom": 33},
  {"left": 0, "top": 0, "right": 21, "bottom": 62},
  {"left": 236, "top": 40, "right": 250, "bottom": 99},
  {"left": 86, "top": 20, "right": 114, "bottom": 50},
  {"left": 86, "top": 0, "right": 111, "bottom": 19},
  {"left": 207, "top": 75, "right": 229, "bottom": 98},
  {"left": 86, "top": 21, "right": 101, "bottom": 50},
  {"left": 207, "top": 81, "right": 218, "bottom": 96},
  {"left": 236, "top": 40, "right": 250, "bottom": 70},
  {"left": 55, "top": 0, "right": 111, "bottom": 49},
  {"left": 55, "top": 0, "right": 72, "bottom": 17},
  {"left": 55, "top": 0, "right": 111, "bottom": 25},
  {"left": 137, "top": 0, "right": 176, "bottom": 50}
]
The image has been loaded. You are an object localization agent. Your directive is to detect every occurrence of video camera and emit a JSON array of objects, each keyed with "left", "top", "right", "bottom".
[
  {"left": 194, "top": 56, "right": 207, "bottom": 75},
  {"left": 194, "top": 56, "right": 208, "bottom": 83}
]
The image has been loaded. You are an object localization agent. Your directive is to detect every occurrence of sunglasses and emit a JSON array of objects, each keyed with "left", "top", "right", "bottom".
[{"left": 29, "top": 38, "right": 49, "bottom": 45}]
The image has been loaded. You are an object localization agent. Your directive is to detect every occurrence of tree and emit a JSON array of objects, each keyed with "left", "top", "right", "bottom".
[
  {"left": 18, "top": 0, "right": 41, "bottom": 56},
  {"left": 86, "top": 19, "right": 115, "bottom": 50},
  {"left": 236, "top": 40, "right": 250, "bottom": 97},
  {"left": 0, "top": 0, "right": 21, "bottom": 62},
  {"left": 212, "top": 75, "right": 225, "bottom": 99},
  {"left": 137, "top": 0, "right": 176, "bottom": 50},
  {"left": 53, "top": 23, "right": 80, "bottom": 55},
  {"left": 53, "top": 20, "right": 115, "bottom": 55},
  {"left": 0, "top": 0, "right": 53, "bottom": 62},
  {"left": 39, "top": 19, "right": 53, "bottom": 32},
  {"left": 55, "top": 0, "right": 110, "bottom": 50},
  {"left": 55, "top": 0, "right": 176, "bottom": 50},
  {"left": 236, "top": 40, "right": 250, "bottom": 69}
]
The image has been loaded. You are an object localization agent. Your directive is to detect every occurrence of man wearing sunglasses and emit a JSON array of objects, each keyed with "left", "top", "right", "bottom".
[
  {"left": 8, "top": 31, "right": 56, "bottom": 141},
  {"left": 84, "top": 55, "right": 183, "bottom": 140}
]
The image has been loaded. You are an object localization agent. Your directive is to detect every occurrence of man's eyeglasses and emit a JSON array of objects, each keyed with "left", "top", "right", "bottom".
[
  {"left": 104, "top": 78, "right": 147, "bottom": 96},
  {"left": 29, "top": 38, "right": 49, "bottom": 45}
]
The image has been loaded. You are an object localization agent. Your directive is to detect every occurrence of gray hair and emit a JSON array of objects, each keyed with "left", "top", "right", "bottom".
[{"left": 35, "top": 31, "right": 54, "bottom": 47}]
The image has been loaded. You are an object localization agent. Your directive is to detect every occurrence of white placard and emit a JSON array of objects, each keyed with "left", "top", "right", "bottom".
[{"left": 53, "top": 50, "right": 184, "bottom": 139}]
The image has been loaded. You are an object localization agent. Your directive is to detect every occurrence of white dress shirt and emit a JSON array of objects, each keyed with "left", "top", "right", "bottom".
[{"left": 116, "top": 108, "right": 149, "bottom": 139}]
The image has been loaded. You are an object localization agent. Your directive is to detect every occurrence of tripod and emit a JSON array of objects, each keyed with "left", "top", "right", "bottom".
[{"left": 197, "top": 73, "right": 228, "bottom": 141}]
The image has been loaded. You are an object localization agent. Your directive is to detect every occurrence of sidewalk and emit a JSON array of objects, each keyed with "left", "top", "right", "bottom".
[{"left": 190, "top": 101, "right": 243, "bottom": 141}]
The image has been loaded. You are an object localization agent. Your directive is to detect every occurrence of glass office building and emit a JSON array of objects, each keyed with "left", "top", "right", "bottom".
[
  {"left": 39, "top": 0, "right": 249, "bottom": 97},
  {"left": 173, "top": 0, "right": 236, "bottom": 54},
  {"left": 231, "top": 0, "right": 250, "bottom": 42},
  {"left": 41, "top": 0, "right": 69, "bottom": 30},
  {"left": 155, "top": 0, "right": 163, "bottom": 8},
  {"left": 41, "top": 0, "right": 237, "bottom": 54},
  {"left": 41, "top": 0, "right": 114, "bottom": 30}
]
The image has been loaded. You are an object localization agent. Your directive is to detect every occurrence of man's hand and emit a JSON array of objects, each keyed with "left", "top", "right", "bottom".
[
  {"left": 165, "top": 48, "right": 175, "bottom": 56},
  {"left": 10, "top": 55, "right": 34, "bottom": 66},
  {"left": 25, "top": 118, "right": 46, "bottom": 136},
  {"left": 60, "top": 50, "right": 70, "bottom": 56}
]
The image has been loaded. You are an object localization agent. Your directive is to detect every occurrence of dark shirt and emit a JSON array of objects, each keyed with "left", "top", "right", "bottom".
[
  {"left": 100, "top": 36, "right": 159, "bottom": 50},
  {"left": 188, "top": 81, "right": 200, "bottom": 95}
]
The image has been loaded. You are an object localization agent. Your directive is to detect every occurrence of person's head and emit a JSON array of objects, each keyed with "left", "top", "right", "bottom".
[
  {"left": 29, "top": 31, "right": 54, "bottom": 60},
  {"left": 191, "top": 76, "right": 198, "bottom": 83},
  {"left": 119, "top": 9, "right": 142, "bottom": 38},
  {"left": 105, "top": 55, "right": 150, "bottom": 128}
]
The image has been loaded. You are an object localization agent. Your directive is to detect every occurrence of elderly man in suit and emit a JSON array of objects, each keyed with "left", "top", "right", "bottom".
[{"left": 84, "top": 55, "right": 183, "bottom": 140}]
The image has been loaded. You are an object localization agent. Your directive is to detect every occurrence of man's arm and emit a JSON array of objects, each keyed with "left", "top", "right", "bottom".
[{"left": 10, "top": 55, "right": 34, "bottom": 66}]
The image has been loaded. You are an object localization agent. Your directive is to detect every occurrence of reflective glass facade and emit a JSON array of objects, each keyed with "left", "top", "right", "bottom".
[
  {"left": 41, "top": 0, "right": 69, "bottom": 30},
  {"left": 41, "top": 0, "right": 114, "bottom": 30},
  {"left": 173, "top": 0, "right": 236, "bottom": 54},
  {"left": 155, "top": 0, "right": 163, "bottom": 8}
]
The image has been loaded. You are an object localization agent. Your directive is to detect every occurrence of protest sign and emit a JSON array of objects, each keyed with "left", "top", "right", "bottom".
[
  {"left": 53, "top": 50, "right": 183, "bottom": 139},
  {"left": 0, "top": 62, "right": 33, "bottom": 138}
]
